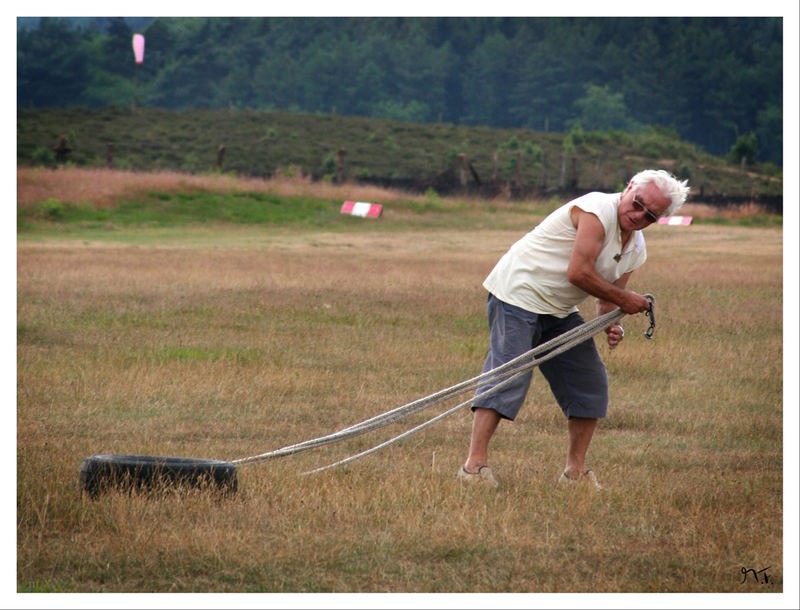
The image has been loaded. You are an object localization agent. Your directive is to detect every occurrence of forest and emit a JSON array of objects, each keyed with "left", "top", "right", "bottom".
[{"left": 17, "top": 16, "right": 783, "bottom": 164}]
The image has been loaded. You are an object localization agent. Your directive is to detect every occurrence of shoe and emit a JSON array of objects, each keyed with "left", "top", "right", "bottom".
[
  {"left": 457, "top": 465, "right": 499, "bottom": 488},
  {"left": 557, "top": 469, "right": 602, "bottom": 490}
]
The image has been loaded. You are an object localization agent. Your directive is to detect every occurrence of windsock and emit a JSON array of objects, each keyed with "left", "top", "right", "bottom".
[{"left": 132, "top": 34, "right": 145, "bottom": 64}]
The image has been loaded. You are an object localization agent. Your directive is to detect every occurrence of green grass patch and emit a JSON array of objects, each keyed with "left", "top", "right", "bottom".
[
  {"left": 694, "top": 215, "right": 782, "bottom": 228},
  {"left": 18, "top": 191, "right": 346, "bottom": 229},
  {"left": 152, "top": 345, "right": 263, "bottom": 364},
  {"left": 17, "top": 194, "right": 554, "bottom": 243}
]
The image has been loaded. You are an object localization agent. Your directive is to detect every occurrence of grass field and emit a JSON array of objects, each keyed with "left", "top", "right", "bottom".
[{"left": 15, "top": 169, "right": 789, "bottom": 601}]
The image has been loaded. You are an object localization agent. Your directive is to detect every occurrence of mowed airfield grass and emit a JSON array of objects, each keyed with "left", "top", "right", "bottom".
[{"left": 16, "top": 169, "right": 784, "bottom": 593}]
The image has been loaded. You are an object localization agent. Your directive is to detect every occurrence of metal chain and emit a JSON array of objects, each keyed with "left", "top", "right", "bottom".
[{"left": 644, "top": 294, "right": 656, "bottom": 339}]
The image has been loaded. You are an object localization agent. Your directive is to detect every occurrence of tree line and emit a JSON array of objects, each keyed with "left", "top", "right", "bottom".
[{"left": 17, "top": 16, "right": 783, "bottom": 164}]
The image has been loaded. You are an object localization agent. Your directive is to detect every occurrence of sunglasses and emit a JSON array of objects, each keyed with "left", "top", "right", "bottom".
[{"left": 632, "top": 194, "right": 660, "bottom": 223}]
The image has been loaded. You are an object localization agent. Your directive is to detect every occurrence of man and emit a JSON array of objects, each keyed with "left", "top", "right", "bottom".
[{"left": 459, "top": 169, "right": 690, "bottom": 488}]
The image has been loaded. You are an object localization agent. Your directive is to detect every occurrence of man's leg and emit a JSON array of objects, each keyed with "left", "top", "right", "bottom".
[
  {"left": 563, "top": 416, "right": 598, "bottom": 478},
  {"left": 463, "top": 407, "right": 502, "bottom": 473},
  {"left": 537, "top": 313, "right": 607, "bottom": 482},
  {"left": 463, "top": 295, "right": 538, "bottom": 482}
]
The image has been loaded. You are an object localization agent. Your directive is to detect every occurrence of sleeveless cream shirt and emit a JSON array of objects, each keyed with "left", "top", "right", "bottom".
[{"left": 482, "top": 191, "right": 647, "bottom": 317}]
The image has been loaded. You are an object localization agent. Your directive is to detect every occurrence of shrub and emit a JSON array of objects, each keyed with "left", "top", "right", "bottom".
[
  {"left": 41, "top": 198, "right": 65, "bottom": 219},
  {"left": 322, "top": 152, "right": 337, "bottom": 174},
  {"left": 728, "top": 132, "right": 758, "bottom": 166},
  {"left": 31, "top": 146, "right": 55, "bottom": 166},
  {"left": 424, "top": 187, "right": 443, "bottom": 209},
  {"left": 525, "top": 143, "right": 543, "bottom": 166}
]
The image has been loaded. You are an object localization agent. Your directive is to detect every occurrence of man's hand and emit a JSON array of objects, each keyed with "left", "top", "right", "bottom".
[
  {"left": 605, "top": 323, "right": 624, "bottom": 349},
  {"left": 617, "top": 290, "right": 651, "bottom": 315}
]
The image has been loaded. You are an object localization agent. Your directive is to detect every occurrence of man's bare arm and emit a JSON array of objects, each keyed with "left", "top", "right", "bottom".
[{"left": 566, "top": 209, "right": 650, "bottom": 315}]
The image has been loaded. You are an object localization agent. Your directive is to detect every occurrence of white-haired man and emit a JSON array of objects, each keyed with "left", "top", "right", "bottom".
[{"left": 460, "top": 169, "right": 690, "bottom": 488}]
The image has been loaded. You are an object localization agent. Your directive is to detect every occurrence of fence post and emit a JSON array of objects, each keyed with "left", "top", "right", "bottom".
[
  {"left": 53, "top": 135, "right": 72, "bottom": 164},
  {"left": 459, "top": 153, "right": 468, "bottom": 187},
  {"left": 540, "top": 152, "right": 547, "bottom": 190},
  {"left": 336, "top": 147, "right": 345, "bottom": 183},
  {"left": 569, "top": 155, "right": 578, "bottom": 189}
]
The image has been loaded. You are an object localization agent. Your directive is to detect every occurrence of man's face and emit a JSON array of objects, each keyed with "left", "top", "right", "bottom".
[{"left": 618, "top": 181, "right": 671, "bottom": 232}]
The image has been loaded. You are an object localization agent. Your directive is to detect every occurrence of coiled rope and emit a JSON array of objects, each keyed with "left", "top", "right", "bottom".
[{"left": 231, "top": 294, "right": 655, "bottom": 473}]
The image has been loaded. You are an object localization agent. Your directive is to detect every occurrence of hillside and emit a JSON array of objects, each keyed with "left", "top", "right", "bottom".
[{"left": 17, "top": 107, "right": 782, "bottom": 212}]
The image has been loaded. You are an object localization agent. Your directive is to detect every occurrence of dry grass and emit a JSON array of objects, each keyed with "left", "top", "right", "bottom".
[
  {"left": 16, "top": 169, "right": 786, "bottom": 598},
  {"left": 18, "top": 168, "right": 779, "bottom": 227},
  {"left": 678, "top": 201, "right": 776, "bottom": 221},
  {"left": 16, "top": 167, "right": 428, "bottom": 210},
  {"left": 17, "top": 222, "right": 784, "bottom": 596}
]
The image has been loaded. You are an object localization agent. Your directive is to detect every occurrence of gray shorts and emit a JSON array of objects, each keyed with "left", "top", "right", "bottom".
[{"left": 472, "top": 293, "right": 608, "bottom": 421}]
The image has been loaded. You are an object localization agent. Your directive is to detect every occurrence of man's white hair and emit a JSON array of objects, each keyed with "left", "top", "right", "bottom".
[{"left": 630, "top": 169, "right": 691, "bottom": 216}]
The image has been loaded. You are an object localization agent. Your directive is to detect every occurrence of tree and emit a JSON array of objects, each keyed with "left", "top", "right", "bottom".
[
  {"left": 461, "top": 32, "right": 518, "bottom": 127},
  {"left": 139, "top": 18, "right": 177, "bottom": 78},
  {"left": 17, "top": 18, "right": 92, "bottom": 107},
  {"left": 99, "top": 17, "right": 134, "bottom": 77},
  {"left": 508, "top": 22, "right": 589, "bottom": 131},
  {"left": 756, "top": 104, "right": 782, "bottom": 165},
  {"left": 573, "top": 83, "right": 641, "bottom": 132},
  {"left": 728, "top": 132, "right": 758, "bottom": 166}
]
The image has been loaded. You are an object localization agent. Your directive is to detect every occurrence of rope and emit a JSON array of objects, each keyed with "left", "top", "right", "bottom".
[{"left": 231, "top": 295, "right": 654, "bottom": 471}]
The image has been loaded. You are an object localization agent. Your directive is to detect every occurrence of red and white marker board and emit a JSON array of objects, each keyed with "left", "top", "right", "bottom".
[
  {"left": 341, "top": 201, "right": 383, "bottom": 218},
  {"left": 658, "top": 216, "right": 693, "bottom": 226}
]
